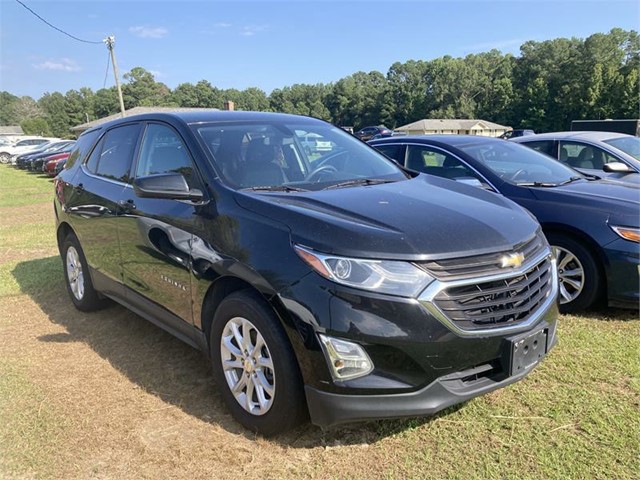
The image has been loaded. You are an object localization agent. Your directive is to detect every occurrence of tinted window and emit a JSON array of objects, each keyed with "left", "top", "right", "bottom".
[
  {"left": 136, "top": 123, "right": 202, "bottom": 189},
  {"left": 522, "top": 140, "right": 554, "bottom": 157},
  {"left": 66, "top": 130, "right": 101, "bottom": 169},
  {"left": 406, "top": 145, "right": 486, "bottom": 184},
  {"left": 375, "top": 144, "right": 405, "bottom": 164},
  {"left": 93, "top": 124, "right": 141, "bottom": 182}
]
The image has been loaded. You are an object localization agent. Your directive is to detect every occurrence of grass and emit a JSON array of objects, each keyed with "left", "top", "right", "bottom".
[{"left": 0, "top": 165, "right": 639, "bottom": 479}]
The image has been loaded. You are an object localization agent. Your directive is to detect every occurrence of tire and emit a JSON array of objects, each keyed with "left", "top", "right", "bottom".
[
  {"left": 209, "top": 290, "right": 307, "bottom": 436},
  {"left": 547, "top": 233, "right": 602, "bottom": 313},
  {"left": 0, "top": 152, "right": 10, "bottom": 164},
  {"left": 61, "top": 233, "right": 109, "bottom": 312}
]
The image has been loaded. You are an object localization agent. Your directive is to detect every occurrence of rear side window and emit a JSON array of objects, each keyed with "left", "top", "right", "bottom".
[
  {"left": 87, "top": 124, "right": 141, "bottom": 183},
  {"left": 375, "top": 144, "right": 405, "bottom": 164},
  {"left": 522, "top": 140, "right": 554, "bottom": 157},
  {"left": 65, "top": 130, "right": 101, "bottom": 169}
]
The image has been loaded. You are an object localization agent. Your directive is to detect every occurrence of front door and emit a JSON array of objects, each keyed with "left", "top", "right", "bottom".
[{"left": 117, "top": 122, "right": 207, "bottom": 325}]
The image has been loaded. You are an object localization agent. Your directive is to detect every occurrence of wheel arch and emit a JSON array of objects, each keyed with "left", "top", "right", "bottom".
[
  {"left": 541, "top": 222, "right": 608, "bottom": 295},
  {"left": 56, "top": 221, "right": 75, "bottom": 254}
]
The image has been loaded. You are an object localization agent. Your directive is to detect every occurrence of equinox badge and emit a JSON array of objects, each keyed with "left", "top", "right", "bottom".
[{"left": 500, "top": 252, "right": 525, "bottom": 269}]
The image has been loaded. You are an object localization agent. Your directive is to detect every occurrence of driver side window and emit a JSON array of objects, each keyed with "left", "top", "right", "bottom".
[
  {"left": 406, "top": 145, "right": 485, "bottom": 184},
  {"left": 136, "top": 123, "right": 202, "bottom": 190}
]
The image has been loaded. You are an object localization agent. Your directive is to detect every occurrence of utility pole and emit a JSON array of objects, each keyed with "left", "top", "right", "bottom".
[{"left": 103, "top": 36, "right": 126, "bottom": 117}]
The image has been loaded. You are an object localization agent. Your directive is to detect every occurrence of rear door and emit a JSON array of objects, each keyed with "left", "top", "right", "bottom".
[{"left": 65, "top": 123, "right": 142, "bottom": 298}]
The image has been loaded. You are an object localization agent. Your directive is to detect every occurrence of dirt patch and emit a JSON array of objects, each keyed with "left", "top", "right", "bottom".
[{"left": 0, "top": 201, "right": 54, "bottom": 228}]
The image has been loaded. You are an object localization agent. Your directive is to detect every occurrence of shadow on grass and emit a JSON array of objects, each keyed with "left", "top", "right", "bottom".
[{"left": 12, "top": 256, "right": 483, "bottom": 446}]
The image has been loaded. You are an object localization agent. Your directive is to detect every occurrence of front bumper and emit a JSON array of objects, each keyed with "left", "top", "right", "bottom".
[
  {"left": 306, "top": 321, "right": 557, "bottom": 428},
  {"left": 603, "top": 239, "right": 640, "bottom": 308}
]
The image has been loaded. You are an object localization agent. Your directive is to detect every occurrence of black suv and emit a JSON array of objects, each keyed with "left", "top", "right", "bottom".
[
  {"left": 354, "top": 125, "right": 392, "bottom": 141},
  {"left": 54, "top": 111, "right": 558, "bottom": 435}
]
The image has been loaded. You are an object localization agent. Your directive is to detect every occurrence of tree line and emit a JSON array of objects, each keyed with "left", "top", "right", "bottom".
[{"left": 1, "top": 29, "right": 637, "bottom": 138}]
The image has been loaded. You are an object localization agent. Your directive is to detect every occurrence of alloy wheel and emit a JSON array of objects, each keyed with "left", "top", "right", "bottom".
[
  {"left": 552, "top": 246, "right": 585, "bottom": 305},
  {"left": 220, "top": 317, "right": 275, "bottom": 415},
  {"left": 66, "top": 246, "right": 85, "bottom": 300}
]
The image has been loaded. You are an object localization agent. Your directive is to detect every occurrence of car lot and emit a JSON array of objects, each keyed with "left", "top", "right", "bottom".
[{"left": 1, "top": 159, "right": 639, "bottom": 479}]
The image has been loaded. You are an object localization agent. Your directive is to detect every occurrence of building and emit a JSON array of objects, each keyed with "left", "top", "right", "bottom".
[
  {"left": 395, "top": 119, "right": 510, "bottom": 137},
  {"left": 70, "top": 106, "right": 217, "bottom": 135},
  {"left": 0, "top": 125, "right": 25, "bottom": 141}
]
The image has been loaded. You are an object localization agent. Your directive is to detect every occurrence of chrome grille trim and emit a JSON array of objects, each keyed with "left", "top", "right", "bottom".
[
  {"left": 417, "top": 233, "right": 546, "bottom": 280},
  {"left": 418, "top": 248, "right": 558, "bottom": 338}
]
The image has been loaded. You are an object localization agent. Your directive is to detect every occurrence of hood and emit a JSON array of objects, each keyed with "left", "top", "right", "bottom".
[
  {"left": 234, "top": 175, "right": 540, "bottom": 260},
  {"left": 531, "top": 180, "right": 640, "bottom": 213}
]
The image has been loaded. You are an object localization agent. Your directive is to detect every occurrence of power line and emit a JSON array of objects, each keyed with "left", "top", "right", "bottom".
[
  {"left": 15, "top": 0, "right": 103, "bottom": 44},
  {"left": 103, "top": 50, "right": 111, "bottom": 88}
]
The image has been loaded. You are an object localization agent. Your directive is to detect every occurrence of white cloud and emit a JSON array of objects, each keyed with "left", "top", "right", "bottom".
[
  {"left": 241, "top": 25, "right": 268, "bottom": 37},
  {"left": 214, "top": 22, "right": 232, "bottom": 28},
  {"left": 32, "top": 58, "right": 81, "bottom": 72},
  {"left": 129, "top": 26, "right": 168, "bottom": 39}
]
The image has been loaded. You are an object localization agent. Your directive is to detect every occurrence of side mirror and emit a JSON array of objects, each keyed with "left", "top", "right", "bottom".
[
  {"left": 603, "top": 162, "right": 633, "bottom": 173},
  {"left": 133, "top": 173, "right": 203, "bottom": 201}
]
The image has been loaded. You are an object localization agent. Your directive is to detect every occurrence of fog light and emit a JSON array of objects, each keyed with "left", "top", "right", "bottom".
[{"left": 319, "top": 334, "right": 373, "bottom": 380}]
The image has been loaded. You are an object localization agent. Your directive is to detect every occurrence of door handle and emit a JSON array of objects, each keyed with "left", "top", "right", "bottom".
[{"left": 117, "top": 199, "right": 136, "bottom": 211}]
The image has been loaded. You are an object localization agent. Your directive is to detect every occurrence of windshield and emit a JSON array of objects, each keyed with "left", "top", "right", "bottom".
[
  {"left": 603, "top": 136, "right": 640, "bottom": 160},
  {"left": 458, "top": 141, "right": 583, "bottom": 185},
  {"left": 194, "top": 120, "right": 408, "bottom": 191}
]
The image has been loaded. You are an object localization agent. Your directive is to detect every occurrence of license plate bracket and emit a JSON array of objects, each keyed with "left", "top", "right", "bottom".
[{"left": 505, "top": 328, "right": 548, "bottom": 376}]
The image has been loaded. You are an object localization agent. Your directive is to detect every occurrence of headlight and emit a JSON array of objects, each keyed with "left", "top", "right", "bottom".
[
  {"left": 294, "top": 245, "right": 433, "bottom": 297},
  {"left": 610, "top": 225, "right": 640, "bottom": 243}
]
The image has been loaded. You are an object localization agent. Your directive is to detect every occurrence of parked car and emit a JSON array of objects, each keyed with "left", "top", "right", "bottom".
[
  {"left": 45, "top": 153, "right": 71, "bottom": 176},
  {"left": 30, "top": 142, "right": 76, "bottom": 171},
  {"left": 369, "top": 131, "right": 408, "bottom": 141},
  {"left": 370, "top": 135, "right": 639, "bottom": 312},
  {"left": 1, "top": 137, "right": 58, "bottom": 163},
  {"left": 17, "top": 141, "right": 75, "bottom": 170},
  {"left": 511, "top": 131, "right": 640, "bottom": 184},
  {"left": 499, "top": 129, "right": 535, "bottom": 140},
  {"left": 354, "top": 125, "right": 392, "bottom": 141},
  {"left": 55, "top": 111, "right": 558, "bottom": 435},
  {"left": 53, "top": 158, "right": 67, "bottom": 176}
]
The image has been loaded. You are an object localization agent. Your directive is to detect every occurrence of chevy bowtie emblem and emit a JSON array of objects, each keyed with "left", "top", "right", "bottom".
[{"left": 500, "top": 252, "right": 525, "bottom": 268}]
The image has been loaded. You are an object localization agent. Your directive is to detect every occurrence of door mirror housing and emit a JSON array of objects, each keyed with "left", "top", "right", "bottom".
[
  {"left": 133, "top": 173, "right": 203, "bottom": 201},
  {"left": 603, "top": 162, "right": 633, "bottom": 173}
]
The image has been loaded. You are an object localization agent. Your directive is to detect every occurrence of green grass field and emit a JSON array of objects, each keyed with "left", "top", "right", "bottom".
[{"left": 0, "top": 165, "right": 638, "bottom": 479}]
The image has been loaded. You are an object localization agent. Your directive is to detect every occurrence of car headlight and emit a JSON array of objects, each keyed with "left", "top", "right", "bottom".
[
  {"left": 294, "top": 245, "right": 433, "bottom": 297},
  {"left": 610, "top": 225, "right": 640, "bottom": 243}
]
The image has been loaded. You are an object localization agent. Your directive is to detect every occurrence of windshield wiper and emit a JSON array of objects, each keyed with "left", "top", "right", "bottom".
[
  {"left": 243, "top": 185, "right": 308, "bottom": 192},
  {"left": 323, "top": 178, "right": 396, "bottom": 190},
  {"left": 557, "top": 176, "right": 584, "bottom": 186},
  {"left": 516, "top": 181, "right": 559, "bottom": 187}
]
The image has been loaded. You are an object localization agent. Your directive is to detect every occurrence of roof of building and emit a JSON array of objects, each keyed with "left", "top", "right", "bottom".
[
  {"left": 70, "top": 106, "right": 217, "bottom": 132},
  {"left": 0, "top": 126, "right": 25, "bottom": 135},
  {"left": 396, "top": 119, "right": 509, "bottom": 132}
]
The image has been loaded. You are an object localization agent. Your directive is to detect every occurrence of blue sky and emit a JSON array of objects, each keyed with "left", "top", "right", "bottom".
[{"left": 1, "top": 0, "right": 638, "bottom": 99}]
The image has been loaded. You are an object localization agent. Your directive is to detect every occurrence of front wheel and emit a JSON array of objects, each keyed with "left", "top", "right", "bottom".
[
  {"left": 209, "top": 290, "right": 307, "bottom": 436},
  {"left": 0, "top": 152, "right": 10, "bottom": 164},
  {"left": 547, "top": 233, "right": 602, "bottom": 313}
]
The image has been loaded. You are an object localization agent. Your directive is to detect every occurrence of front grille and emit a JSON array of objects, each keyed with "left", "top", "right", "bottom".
[
  {"left": 418, "top": 234, "right": 546, "bottom": 280},
  {"left": 432, "top": 256, "right": 553, "bottom": 330}
]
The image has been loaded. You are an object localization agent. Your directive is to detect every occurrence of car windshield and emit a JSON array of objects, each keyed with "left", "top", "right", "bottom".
[
  {"left": 603, "top": 136, "right": 640, "bottom": 160},
  {"left": 194, "top": 121, "right": 408, "bottom": 191},
  {"left": 457, "top": 141, "right": 583, "bottom": 185}
]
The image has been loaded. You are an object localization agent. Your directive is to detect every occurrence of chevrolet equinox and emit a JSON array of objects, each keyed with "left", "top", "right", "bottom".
[{"left": 54, "top": 111, "right": 558, "bottom": 435}]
